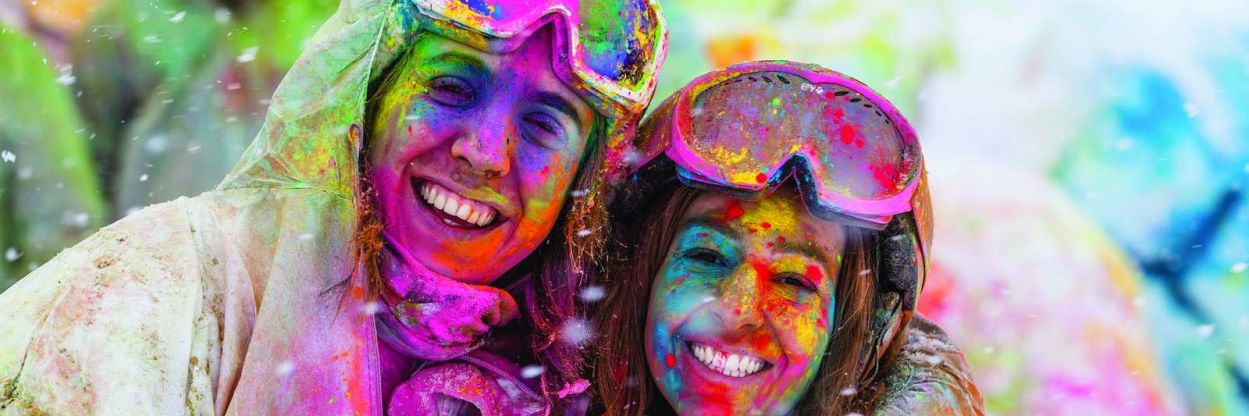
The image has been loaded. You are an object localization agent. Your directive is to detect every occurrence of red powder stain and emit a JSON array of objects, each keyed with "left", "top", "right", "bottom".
[
  {"left": 407, "top": 125, "right": 415, "bottom": 136},
  {"left": 760, "top": 222, "right": 772, "bottom": 229},
  {"left": 747, "top": 227, "right": 757, "bottom": 234},
  {"left": 838, "top": 124, "right": 856, "bottom": 145},
  {"left": 766, "top": 242, "right": 774, "bottom": 248},
  {"left": 350, "top": 285, "right": 364, "bottom": 299},
  {"left": 854, "top": 139, "right": 864, "bottom": 148},
  {"left": 805, "top": 265, "right": 824, "bottom": 283},
  {"left": 870, "top": 163, "right": 899, "bottom": 189},
  {"left": 824, "top": 91, "right": 835, "bottom": 99},
  {"left": 750, "top": 261, "right": 772, "bottom": 280},
  {"left": 776, "top": 236, "right": 786, "bottom": 244},
  {"left": 540, "top": 166, "right": 551, "bottom": 175},
  {"left": 720, "top": 200, "right": 745, "bottom": 221},
  {"left": 755, "top": 172, "right": 768, "bottom": 183},
  {"left": 825, "top": 106, "right": 845, "bottom": 125},
  {"left": 748, "top": 332, "right": 770, "bottom": 352},
  {"left": 666, "top": 353, "right": 676, "bottom": 368}
]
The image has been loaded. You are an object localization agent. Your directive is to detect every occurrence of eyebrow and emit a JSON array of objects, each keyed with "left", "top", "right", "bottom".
[
  {"left": 428, "top": 51, "right": 491, "bottom": 83},
  {"left": 530, "top": 91, "right": 584, "bottom": 125},
  {"left": 775, "top": 240, "right": 832, "bottom": 270},
  {"left": 680, "top": 217, "right": 743, "bottom": 241}
]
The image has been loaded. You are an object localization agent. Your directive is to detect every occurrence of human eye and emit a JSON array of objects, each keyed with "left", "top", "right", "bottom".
[
  {"left": 521, "top": 111, "right": 568, "bottom": 149},
  {"left": 682, "top": 247, "right": 730, "bottom": 268},
  {"left": 427, "top": 75, "right": 477, "bottom": 108},
  {"left": 772, "top": 272, "right": 817, "bottom": 293}
]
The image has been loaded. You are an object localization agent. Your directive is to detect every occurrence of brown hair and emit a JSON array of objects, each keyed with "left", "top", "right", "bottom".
[
  {"left": 591, "top": 184, "right": 899, "bottom": 415},
  {"left": 354, "top": 41, "right": 614, "bottom": 410}
]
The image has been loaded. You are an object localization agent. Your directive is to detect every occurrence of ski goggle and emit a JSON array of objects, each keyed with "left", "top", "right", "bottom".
[
  {"left": 633, "top": 61, "right": 923, "bottom": 230},
  {"left": 413, "top": 0, "right": 668, "bottom": 120}
]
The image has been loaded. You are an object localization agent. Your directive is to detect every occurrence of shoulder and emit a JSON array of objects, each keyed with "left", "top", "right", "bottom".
[
  {"left": 0, "top": 197, "right": 214, "bottom": 414},
  {"left": 875, "top": 314, "right": 986, "bottom": 415}
]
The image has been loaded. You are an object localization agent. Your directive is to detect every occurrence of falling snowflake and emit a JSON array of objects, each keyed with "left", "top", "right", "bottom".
[
  {"left": 139, "top": 174, "right": 149, "bottom": 182},
  {"left": 361, "top": 301, "right": 381, "bottom": 316},
  {"left": 55, "top": 64, "right": 75, "bottom": 85},
  {"left": 579, "top": 285, "right": 605, "bottom": 302},
  {"left": 521, "top": 365, "right": 545, "bottom": 379},
  {"left": 4, "top": 248, "right": 20, "bottom": 262},
  {"left": 1, "top": 150, "right": 14, "bottom": 163},
  {"left": 1195, "top": 324, "right": 1215, "bottom": 339},
  {"left": 882, "top": 76, "right": 903, "bottom": 89},
  {"left": 1231, "top": 262, "right": 1247, "bottom": 274},
  {"left": 237, "top": 47, "right": 259, "bottom": 63},
  {"left": 214, "top": 8, "right": 232, "bottom": 23},
  {"left": 170, "top": 11, "right": 186, "bottom": 22},
  {"left": 839, "top": 386, "right": 857, "bottom": 396},
  {"left": 65, "top": 212, "right": 89, "bottom": 227},
  {"left": 560, "top": 318, "right": 593, "bottom": 346},
  {"left": 575, "top": 229, "right": 592, "bottom": 238},
  {"left": 275, "top": 360, "right": 295, "bottom": 377}
]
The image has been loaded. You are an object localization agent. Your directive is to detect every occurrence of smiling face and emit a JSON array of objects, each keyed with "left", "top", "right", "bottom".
[
  {"left": 644, "top": 188, "right": 845, "bottom": 415},
  {"left": 369, "top": 28, "right": 595, "bottom": 285}
]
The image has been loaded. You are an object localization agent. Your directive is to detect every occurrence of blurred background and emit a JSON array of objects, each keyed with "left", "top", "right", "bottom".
[{"left": 1, "top": 0, "right": 1246, "bottom": 414}]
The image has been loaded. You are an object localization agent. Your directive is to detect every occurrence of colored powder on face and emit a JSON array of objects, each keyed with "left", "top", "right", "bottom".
[
  {"left": 760, "top": 221, "right": 772, "bottom": 229},
  {"left": 805, "top": 265, "right": 824, "bottom": 283},
  {"left": 739, "top": 196, "right": 800, "bottom": 233},
  {"left": 720, "top": 200, "right": 746, "bottom": 221},
  {"left": 750, "top": 260, "right": 773, "bottom": 281},
  {"left": 666, "top": 353, "right": 677, "bottom": 368}
]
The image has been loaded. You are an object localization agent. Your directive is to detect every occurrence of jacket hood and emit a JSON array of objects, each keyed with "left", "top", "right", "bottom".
[{"left": 217, "top": 0, "right": 420, "bottom": 198}]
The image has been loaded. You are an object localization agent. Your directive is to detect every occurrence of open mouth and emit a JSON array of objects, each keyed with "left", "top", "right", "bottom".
[
  {"left": 687, "top": 341, "right": 771, "bottom": 378},
  {"left": 416, "top": 179, "right": 501, "bottom": 228}
]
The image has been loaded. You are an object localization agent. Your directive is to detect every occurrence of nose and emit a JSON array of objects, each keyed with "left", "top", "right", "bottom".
[
  {"left": 713, "top": 262, "right": 766, "bottom": 336},
  {"left": 450, "top": 113, "right": 514, "bottom": 178}
]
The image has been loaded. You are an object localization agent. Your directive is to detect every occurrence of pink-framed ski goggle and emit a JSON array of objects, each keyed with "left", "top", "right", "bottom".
[
  {"left": 633, "top": 61, "right": 923, "bottom": 230},
  {"left": 413, "top": 0, "right": 668, "bottom": 120}
]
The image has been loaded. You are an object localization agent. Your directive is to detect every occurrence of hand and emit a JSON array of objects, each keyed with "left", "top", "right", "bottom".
[{"left": 382, "top": 271, "right": 519, "bottom": 361}]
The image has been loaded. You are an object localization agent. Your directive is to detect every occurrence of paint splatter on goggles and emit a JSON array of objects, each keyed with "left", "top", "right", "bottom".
[
  {"left": 414, "top": 0, "right": 667, "bottom": 120},
  {"left": 633, "top": 60, "right": 922, "bottom": 230}
]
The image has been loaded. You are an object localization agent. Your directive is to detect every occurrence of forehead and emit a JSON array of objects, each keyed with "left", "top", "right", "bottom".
[
  {"left": 680, "top": 189, "right": 845, "bottom": 253},
  {"left": 402, "top": 30, "right": 593, "bottom": 118}
]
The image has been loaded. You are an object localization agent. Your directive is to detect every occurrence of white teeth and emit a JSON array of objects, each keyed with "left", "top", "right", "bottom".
[
  {"left": 419, "top": 181, "right": 500, "bottom": 228},
  {"left": 445, "top": 198, "right": 460, "bottom": 217},
  {"left": 476, "top": 211, "right": 494, "bottom": 226},
  {"left": 689, "top": 342, "right": 767, "bottom": 378},
  {"left": 726, "top": 355, "right": 741, "bottom": 376}
]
